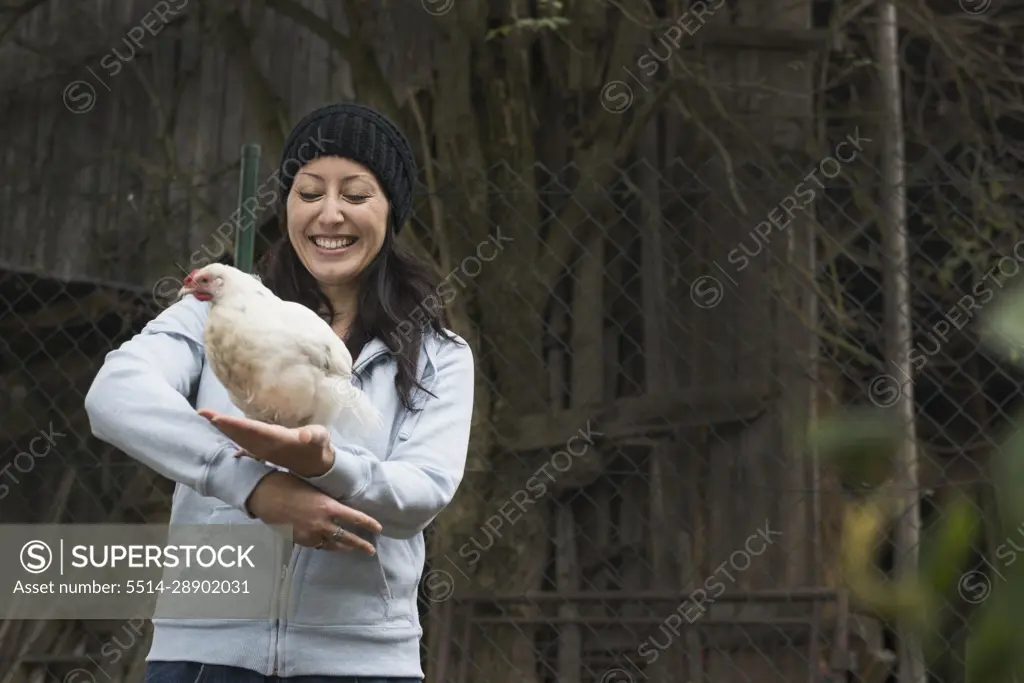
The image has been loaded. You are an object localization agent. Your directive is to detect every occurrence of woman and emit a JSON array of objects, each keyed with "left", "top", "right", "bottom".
[{"left": 84, "top": 102, "right": 475, "bottom": 683}]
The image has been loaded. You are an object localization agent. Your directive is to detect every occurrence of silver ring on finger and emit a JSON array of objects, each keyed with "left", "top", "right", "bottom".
[{"left": 330, "top": 526, "right": 346, "bottom": 543}]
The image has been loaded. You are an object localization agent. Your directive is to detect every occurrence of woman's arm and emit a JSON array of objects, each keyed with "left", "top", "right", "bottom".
[
  {"left": 300, "top": 336, "right": 475, "bottom": 539},
  {"left": 84, "top": 296, "right": 279, "bottom": 513}
]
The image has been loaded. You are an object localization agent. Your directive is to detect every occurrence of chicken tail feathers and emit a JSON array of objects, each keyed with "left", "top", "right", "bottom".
[{"left": 327, "top": 379, "right": 385, "bottom": 437}]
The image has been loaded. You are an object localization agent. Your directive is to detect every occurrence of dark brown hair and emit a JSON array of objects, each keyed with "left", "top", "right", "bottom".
[{"left": 253, "top": 210, "right": 456, "bottom": 411}]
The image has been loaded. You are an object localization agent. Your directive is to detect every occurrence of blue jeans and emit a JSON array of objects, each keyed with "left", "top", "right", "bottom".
[{"left": 144, "top": 661, "right": 422, "bottom": 683}]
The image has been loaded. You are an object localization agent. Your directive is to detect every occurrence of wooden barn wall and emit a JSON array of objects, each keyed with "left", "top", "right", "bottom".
[
  {"left": 0, "top": 2, "right": 845, "bottom": 681},
  {"left": 0, "top": 0, "right": 379, "bottom": 289},
  {"left": 543, "top": 0, "right": 832, "bottom": 679}
]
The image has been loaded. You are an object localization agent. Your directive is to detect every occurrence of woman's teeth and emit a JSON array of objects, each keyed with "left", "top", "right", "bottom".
[{"left": 311, "top": 236, "right": 357, "bottom": 250}]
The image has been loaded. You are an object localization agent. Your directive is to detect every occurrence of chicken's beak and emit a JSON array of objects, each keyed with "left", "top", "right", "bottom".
[{"left": 178, "top": 270, "right": 198, "bottom": 299}]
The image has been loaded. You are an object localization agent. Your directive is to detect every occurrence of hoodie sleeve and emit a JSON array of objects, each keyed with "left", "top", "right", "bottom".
[
  {"left": 300, "top": 335, "right": 474, "bottom": 539},
  {"left": 84, "top": 296, "right": 279, "bottom": 514}
]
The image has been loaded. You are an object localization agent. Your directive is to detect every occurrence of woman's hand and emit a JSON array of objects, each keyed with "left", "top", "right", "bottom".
[
  {"left": 197, "top": 409, "right": 377, "bottom": 554},
  {"left": 198, "top": 409, "right": 335, "bottom": 478},
  {"left": 245, "top": 471, "right": 381, "bottom": 555}
]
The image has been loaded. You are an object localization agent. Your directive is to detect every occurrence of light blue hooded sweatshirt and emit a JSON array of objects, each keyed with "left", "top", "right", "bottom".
[{"left": 83, "top": 294, "right": 474, "bottom": 678}]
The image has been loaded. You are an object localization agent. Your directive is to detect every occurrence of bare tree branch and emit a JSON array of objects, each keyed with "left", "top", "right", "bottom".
[
  {"left": 532, "top": 79, "right": 674, "bottom": 306},
  {"left": 406, "top": 88, "right": 450, "bottom": 275}
]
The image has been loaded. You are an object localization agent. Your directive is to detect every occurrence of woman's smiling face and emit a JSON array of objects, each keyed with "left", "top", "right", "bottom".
[{"left": 286, "top": 155, "right": 390, "bottom": 288}]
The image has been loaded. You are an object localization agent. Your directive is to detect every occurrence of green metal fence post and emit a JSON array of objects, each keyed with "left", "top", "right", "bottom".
[{"left": 234, "top": 143, "right": 262, "bottom": 274}]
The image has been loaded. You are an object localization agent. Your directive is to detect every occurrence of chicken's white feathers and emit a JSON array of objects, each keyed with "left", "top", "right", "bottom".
[{"left": 189, "top": 263, "right": 384, "bottom": 438}]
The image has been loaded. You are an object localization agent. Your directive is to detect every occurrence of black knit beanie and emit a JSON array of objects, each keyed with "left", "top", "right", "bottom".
[{"left": 277, "top": 103, "right": 417, "bottom": 233}]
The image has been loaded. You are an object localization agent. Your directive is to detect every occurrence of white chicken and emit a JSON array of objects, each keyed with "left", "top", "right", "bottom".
[{"left": 177, "top": 263, "right": 383, "bottom": 437}]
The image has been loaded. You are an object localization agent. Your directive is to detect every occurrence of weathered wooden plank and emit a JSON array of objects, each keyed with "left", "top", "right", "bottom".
[
  {"left": 499, "top": 389, "right": 769, "bottom": 453},
  {"left": 640, "top": 122, "right": 668, "bottom": 394},
  {"left": 555, "top": 501, "right": 581, "bottom": 683},
  {"left": 572, "top": 230, "right": 604, "bottom": 405},
  {"left": 122, "top": 22, "right": 164, "bottom": 285},
  {"left": 581, "top": 623, "right": 827, "bottom": 655},
  {"left": 618, "top": 470, "right": 648, "bottom": 618},
  {"left": 549, "top": 277, "right": 575, "bottom": 683},
  {"left": 0, "top": 0, "right": 414, "bottom": 286},
  {"left": 219, "top": 15, "right": 248, "bottom": 219},
  {"left": 549, "top": 278, "right": 570, "bottom": 409},
  {"left": 700, "top": 0, "right": 819, "bottom": 681},
  {"left": 170, "top": 0, "right": 199, "bottom": 261},
  {"left": 575, "top": 479, "right": 610, "bottom": 594},
  {"left": 306, "top": 0, "right": 329, "bottom": 110},
  {"left": 30, "top": 55, "right": 53, "bottom": 275},
  {"left": 94, "top": 7, "right": 120, "bottom": 284},
  {"left": 559, "top": 206, "right": 604, "bottom": 683},
  {"left": 287, "top": 0, "right": 312, "bottom": 120},
  {"left": 189, "top": 9, "right": 226, "bottom": 255},
  {"left": 8, "top": 92, "right": 31, "bottom": 268},
  {"left": 325, "top": 2, "right": 355, "bottom": 102},
  {"left": 603, "top": 214, "right": 628, "bottom": 400},
  {"left": 149, "top": 2, "right": 187, "bottom": 269}
]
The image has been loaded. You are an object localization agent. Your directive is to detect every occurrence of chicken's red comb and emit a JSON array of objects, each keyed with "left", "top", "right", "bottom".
[{"left": 183, "top": 269, "right": 199, "bottom": 286}]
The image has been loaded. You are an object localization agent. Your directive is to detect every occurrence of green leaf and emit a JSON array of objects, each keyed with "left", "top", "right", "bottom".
[
  {"left": 965, "top": 589, "right": 1018, "bottom": 683},
  {"left": 919, "top": 493, "right": 980, "bottom": 599},
  {"left": 979, "top": 284, "right": 1024, "bottom": 366},
  {"left": 991, "top": 415, "right": 1024, "bottom": 534}
]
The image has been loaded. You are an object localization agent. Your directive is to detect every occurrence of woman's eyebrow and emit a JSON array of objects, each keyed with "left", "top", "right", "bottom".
[{"left": 297, "top": 172, "right": 375, "bottom": 182}]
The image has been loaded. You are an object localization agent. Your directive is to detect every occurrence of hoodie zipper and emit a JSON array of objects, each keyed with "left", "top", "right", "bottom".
[
  {"left": 353, "top": 347, "right": 388, "bottom": 376},
  {"left": 272, "top": 545, "right": 298, "bottom": 676},
  {"left": 268, "top": 343, "right": 385, "bottom": 676}
]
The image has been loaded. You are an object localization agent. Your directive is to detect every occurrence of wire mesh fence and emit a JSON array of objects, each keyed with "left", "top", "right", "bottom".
[{"left": 1, "top": 142, "right": 1023, "bottom": 683}]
